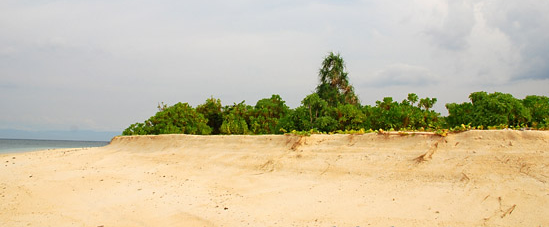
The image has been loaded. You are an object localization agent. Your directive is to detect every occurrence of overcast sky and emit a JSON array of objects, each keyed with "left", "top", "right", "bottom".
[{"left": 1, "top": 0, "right": 548, "bottom": 133}]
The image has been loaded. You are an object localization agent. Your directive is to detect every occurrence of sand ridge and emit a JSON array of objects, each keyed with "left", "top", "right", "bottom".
[{"left": 1, "top": 130, "right": 548, "bottom": 226}]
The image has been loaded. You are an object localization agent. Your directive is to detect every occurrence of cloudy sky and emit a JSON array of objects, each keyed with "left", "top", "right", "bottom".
[{"left": 1, "top": 0, "right": 548, "bottom": 134}]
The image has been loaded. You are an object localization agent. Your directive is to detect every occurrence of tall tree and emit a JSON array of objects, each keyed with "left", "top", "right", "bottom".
[{"left": 316, "top": 52, "right": 359, "bottom": 106}]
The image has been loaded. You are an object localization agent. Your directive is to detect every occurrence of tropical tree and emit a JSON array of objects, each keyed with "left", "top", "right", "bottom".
[
  {"left": 370, "top": 97, "right": 404, "bottom": 130},
  {"left": 522, "top": 95, "right": 549, "bottom": 128},
  {"left": 302, "top": 93, "right": 329, "bottom": 127},
  {"left": 278, "top": 93, "right": 339, "bottom": 132},
  {"left": 196, "top": 97, "right": 223, "bottom": 134},
  {"left": 407, "top": 93, "right": 419, "bottom": 106},
  {"left": 316, "top": 52, "right": 359, "bottom": 106},
  {"left": 446, "top": 91, "right": 531, "bottom": 128},
  {"left": 220, "top": 101, "right": 252, "bottom": 135},
  {"left": 122, "top": 102, "right": 212, "bottom": 135},
  {"left": 471, "top": 92, "right": 530, "bottom": 127},
  {"left": 334, "top": 103, "right": 366, "bottom": 131},
  {"left": 121, "top": 50, "right": 549, "bottom": 135},
  {"left": 122, "top": 122, "right": 149, "bottom": 135},
  {"left": 419, "top": 97, "right": 437, "bottom": 111},
  {"left": 363, "top": 95, "right": 441, "bottom": 131},
  {"left": 445, "top": 102, "right": 475, "bottom": 127},
  {"left": 301, "top": 93, "right": 338, "bottom": 131},
  {"left": 249, "top": 94, "right": 290, "bottom": 134}
]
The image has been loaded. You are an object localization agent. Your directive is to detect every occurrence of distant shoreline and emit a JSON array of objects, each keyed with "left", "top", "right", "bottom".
[
  {"left": 0, "top": 138, "right": 109, "bottom": 154},
  {"left": 0, "top": 128, "right": 119, "bottom": 142},
  {"left": 0, "top": 138, "right": 110, "bottom": 142}
]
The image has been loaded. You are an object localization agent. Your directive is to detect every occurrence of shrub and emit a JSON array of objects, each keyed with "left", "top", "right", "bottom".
[
  {"left": 220, "top": 101, "right": 251, "bottom": 135},
  {"left": 197, "top": 97, "right": 223, "bottom": 134},
  {"left": 122, "top": 102, "right": 211, "bottom": 135}
]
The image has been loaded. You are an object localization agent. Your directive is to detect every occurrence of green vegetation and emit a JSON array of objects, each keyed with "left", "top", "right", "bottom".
[
  {"left": 123, "top": 52, "right": 549, "bottom": 136},
  {"left": 123, "top": 102, "right": 211, "bottom": 135},
  {"left": 445, "top": 92, "right": 548, "bottom": 129},
  {"left": 196, "top": 97, "right": 223, "bottom": 135},
  {"left": 316, "top": 52, "right": 359, "bottom": 106}
]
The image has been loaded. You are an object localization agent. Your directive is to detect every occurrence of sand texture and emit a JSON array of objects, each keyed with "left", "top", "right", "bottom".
[{"left": 1, "top": 130, "right": 548, "bottom": 226}]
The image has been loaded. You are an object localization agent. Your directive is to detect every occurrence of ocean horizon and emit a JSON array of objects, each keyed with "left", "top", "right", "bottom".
[
  {"left": 0, "top": 138, "right": 109, "bottom": 154},
  {"left": 0, "top": 129, "right": 119, "bottom": 142}
]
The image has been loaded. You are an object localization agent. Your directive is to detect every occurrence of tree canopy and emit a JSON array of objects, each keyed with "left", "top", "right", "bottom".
[
  {"left": 446, "top": 91, "right": 536, "bottom": 128},
  {"left": 316, "top": 52, "right": 359, "bottom": 107},
  {"left": 122, "top": 102, "right": 211, "bottom": 135},
  {"left": 122, "top": 53, "right": 549, "bottom": 136}
]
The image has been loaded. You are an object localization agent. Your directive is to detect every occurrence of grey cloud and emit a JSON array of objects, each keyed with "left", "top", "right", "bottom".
[
  {"left": 422, "top": 0, "right": 549, "bottom": 84},
  {"left": 365, "top": 64, "right": 440, "bottom": 87},
  {"left": 481, "top": 0, "right": 549, "bottom": 80},
  {"left": 426, "top": 0, "right": 476, "bottom": 51},
  {"left": 0, "top": 0, "right": 548, "bottom": 134},
  {"left": 0, "top": 83, "right": 19, "bottom": 89}
]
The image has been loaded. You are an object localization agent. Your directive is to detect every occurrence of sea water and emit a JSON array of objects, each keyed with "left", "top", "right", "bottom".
[{"left": 0, "top": 138, "right": 109, "bottom": 154}]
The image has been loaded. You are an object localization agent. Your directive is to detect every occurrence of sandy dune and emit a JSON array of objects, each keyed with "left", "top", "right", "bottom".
[{"left": 1, "top": 130, "right": 548, "bottom": 226}]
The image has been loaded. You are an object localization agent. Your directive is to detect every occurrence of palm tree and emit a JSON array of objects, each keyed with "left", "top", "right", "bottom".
[
  {"left": 407, "top": 93, "right": 419, "bottom": 106},
  {"left": 316, "top": 52, "right": 358, "bottom": 106}
]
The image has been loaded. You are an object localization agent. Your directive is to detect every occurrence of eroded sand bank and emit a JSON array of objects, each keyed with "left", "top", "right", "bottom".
[{"left": 1, "top": 130, "right": 548, "bottom": 226}]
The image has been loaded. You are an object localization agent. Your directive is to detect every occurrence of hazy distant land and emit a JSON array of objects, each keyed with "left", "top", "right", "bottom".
[{"left": 0, "top": 129, "right": 119, "bottom": 142}]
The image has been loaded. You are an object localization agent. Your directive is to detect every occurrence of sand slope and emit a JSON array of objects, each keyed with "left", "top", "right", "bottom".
[{"left": 1, "top": 130, "right": 548, "bottom": 226}]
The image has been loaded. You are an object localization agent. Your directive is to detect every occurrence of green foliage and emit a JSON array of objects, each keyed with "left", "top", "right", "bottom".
[
  {"left": 315, "top": 116, "right": 339, "bottom": 132},
  {"left": 472, "top": 92, "right": 530, "bottom": 127},
  {"left": 277, "top": 108, "right": 299, "bottom": 132},
  {"left": 298, "top": 93, "right": 338, "bottom": 131},
  {"left": 522, "top": 95, "right": 549, "bottom": 128},
  {"left": 334, "top": 104, "right": 365, "bottom": 130},
  {"left": 407, "top": 93, "right": 419, "bottom": 106},
  {"left": 316, "top": 52, "right": 359, "bottom": 106},
  {"left": 279, "top": 93, "right": 442, "bottom": 133},
  {"left": 419, "top": 97, "right": 437, "bottom": 111},
  {"left": 449, "top": 124, "right": 473, "bottom": 133},
  {"left": 122, "top": 123, "right": 149, "bottom": 136},
  {"left": 122, "top": 54, "right": 548, "bottom": 136},
  {"left": 249, "top": 95, "right": 290, "bottom": 134},
  {"left": 370, "top": 97, "right": 401, "bottom": 130},
  {"left": 333, "top": 128, "right": 373, "bottom": 134},
  {"left": 122, "top": 102, "right": 211, "bottom": 135},
  {"left": 434, "top": 129, "right": 449, "bottom": 137},
  {"left": 446, "top": 91, "right": 534, "bottom": 128},
  {"left": 445, "top": 102, "right": 475, "bottom": 127},
  {"left": 301, "top": 93, "right": 329, "bottom": 128},
  {"left": 364, "top": 94, "right": 441, "bottom": 131},
  {"left": 196, "top": 97, "right": 223, "bottom": 134},
  {"left": 286, "top": 130, "right": 313, "bottom": 136},
  {"left": 220, "top": 101, "right": 251, "bottom": 135}
]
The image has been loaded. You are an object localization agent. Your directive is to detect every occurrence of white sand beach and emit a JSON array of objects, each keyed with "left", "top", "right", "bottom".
[{"left": 1, "top": 130, "right": 548, "bottom": 226}]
